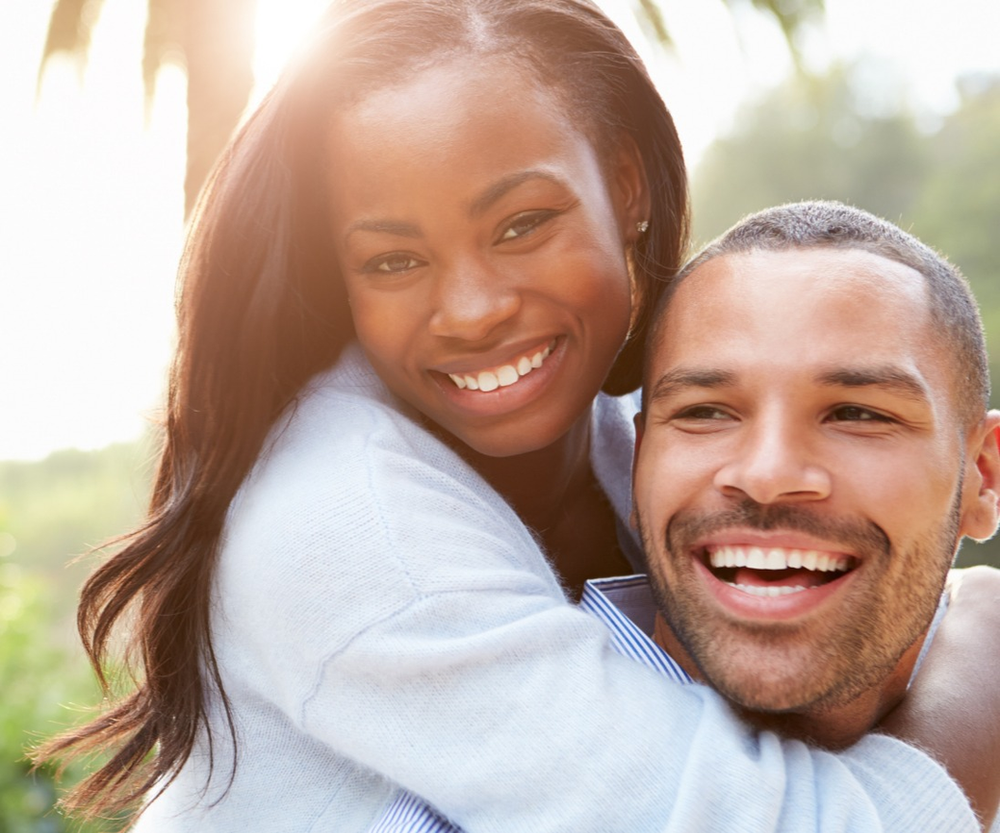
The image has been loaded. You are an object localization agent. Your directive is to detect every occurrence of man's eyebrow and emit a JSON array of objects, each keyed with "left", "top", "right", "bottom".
[
  {"left": 648, "top": 368, "right": 736, "bottom": 405},
  {"left": 817, "top": 366, "right": 930, "bottom": 402},
  {"left": 469, "top": 170, "right": 564, "bottom": 218}
]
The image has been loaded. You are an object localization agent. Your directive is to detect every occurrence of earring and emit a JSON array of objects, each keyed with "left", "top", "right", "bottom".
[{"left": 636, "top": 220, "right": 649, "bottom": 235}]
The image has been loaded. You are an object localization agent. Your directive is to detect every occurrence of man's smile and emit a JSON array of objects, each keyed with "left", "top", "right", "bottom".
[
  {"left": 683, "top": 533, "right": 863, "bottom": 621},
  {"left": 704, "top": 545, "right": 857, "bottom": 597}
]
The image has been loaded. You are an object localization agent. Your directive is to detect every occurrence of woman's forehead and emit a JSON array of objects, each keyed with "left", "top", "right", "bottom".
[{"left": 325, "top": 57, "right": 602, "bottom": 194}]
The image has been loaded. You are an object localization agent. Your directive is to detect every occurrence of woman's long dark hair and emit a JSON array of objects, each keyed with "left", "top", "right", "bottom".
[{"left": 35, "top": 0, "right": 688, "bottom": 820}]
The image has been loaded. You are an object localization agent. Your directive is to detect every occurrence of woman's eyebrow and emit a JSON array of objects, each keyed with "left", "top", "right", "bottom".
[
  {"left": 342, "top": 170, "right": 565, "bottom": 243},
  {"left": 469, "top": 170, "right": 564, "bottom": 217}
]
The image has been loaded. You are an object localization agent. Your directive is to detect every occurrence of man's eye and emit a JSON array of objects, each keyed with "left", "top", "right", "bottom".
[
  {"left": 828, "top": 405, "right": 894, "bottom": 423},
  {"left": 498, "top": 211, "right": 555, "bottom": 242},
  {"left": 674, "top": 405, "right": 732, "bottom": 421},
  {"left": 364, "top": 253, "right": 421, "bottom": 274}
]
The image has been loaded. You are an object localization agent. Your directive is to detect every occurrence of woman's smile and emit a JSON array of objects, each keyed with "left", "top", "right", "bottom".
[
  {"left": 430, "top": 336, "right": 566, "bottom": 420},
  {"left": 439, "top": 337, "right": 556, "bottom": 394}
]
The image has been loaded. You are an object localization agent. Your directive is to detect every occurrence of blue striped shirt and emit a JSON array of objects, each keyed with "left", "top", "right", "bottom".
[{"left": 367, "top": 575, "right": 691, "bottom": 833}]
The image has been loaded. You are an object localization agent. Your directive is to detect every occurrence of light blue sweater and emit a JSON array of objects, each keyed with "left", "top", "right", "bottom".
[{"left": 134, "top": 343, "right": 979, "bottom": 832}]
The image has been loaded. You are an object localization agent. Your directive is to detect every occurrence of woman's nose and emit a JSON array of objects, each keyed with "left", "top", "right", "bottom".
[{"left": 428, "top": 256, "right": 521, "bottom": 342}]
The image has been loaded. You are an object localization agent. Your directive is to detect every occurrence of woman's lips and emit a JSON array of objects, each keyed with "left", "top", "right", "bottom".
[{"left": 430, "top": 337, "right": 566, "bottom": 418}]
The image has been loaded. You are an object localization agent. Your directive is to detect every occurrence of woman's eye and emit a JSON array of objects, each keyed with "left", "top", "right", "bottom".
[
  {"left": 498, "top": 211, "right": 555, "bottom": 242},
  {"left": 828, "top": 405, "right": 894, "bottom": 423},
  {"left": 364, "top": 253, "right": 421, "bottom": 274}
]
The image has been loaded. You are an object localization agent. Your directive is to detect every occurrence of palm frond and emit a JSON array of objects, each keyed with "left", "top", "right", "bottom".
[
  {"left": 748, "top": 0, "right": 825, "bottom": 64},
  {"left": 142, "top": 0, "right": 184, "bottom": 104},
  {"left": 633, "top": 0, "right": 673, "bottom": 48},
  {"left": 634, "top": 0, "right": 826, "bottom": 66},
  {"left": 38, "top": 0, "right": 107, "bottom": 89}
]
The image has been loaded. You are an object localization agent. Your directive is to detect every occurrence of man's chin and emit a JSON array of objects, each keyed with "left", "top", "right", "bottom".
[
  {"left": 708, "top": 672, "right": 821, "bottom": 715},
  {"left": 691, "top": 645, "right": 840, "bottom": 715}
]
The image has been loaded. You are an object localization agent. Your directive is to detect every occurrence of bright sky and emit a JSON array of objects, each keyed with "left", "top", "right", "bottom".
[{"left": 2, "top": 0, "right": 998, "bottom": 462}]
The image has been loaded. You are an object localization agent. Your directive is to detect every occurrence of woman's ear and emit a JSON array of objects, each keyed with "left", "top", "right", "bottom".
[
  {"left": 610, "top": 134, "right": 651, "bottom": 243},
  {"left": 959, "top": 410, "right": 1000, "bottom": 542}
]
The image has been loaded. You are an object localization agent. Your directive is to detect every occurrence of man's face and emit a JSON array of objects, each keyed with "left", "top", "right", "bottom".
[{"left": 633, "top": 247, "right": 988, "bottom": 715}]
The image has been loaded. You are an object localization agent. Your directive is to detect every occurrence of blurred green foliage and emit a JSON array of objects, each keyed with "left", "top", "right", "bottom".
[
  {"left": 691, "top": 66, "right": 1000, "bottom": 570},
  {"left": 0, "top": 442, "right": 152, "bottom": 831},
  {"left": 0, "top": 568, "right": 104, "bottom": 833}
]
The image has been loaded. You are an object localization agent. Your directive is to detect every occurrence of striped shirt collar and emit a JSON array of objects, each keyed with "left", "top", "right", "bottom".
[{"left": 578, "top": 574, "right": 693, "bottom": 684}]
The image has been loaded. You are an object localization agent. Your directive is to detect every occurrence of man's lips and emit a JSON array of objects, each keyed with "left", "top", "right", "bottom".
[{"left": 683, "top": 532, "right": 861, "bottom": 617}]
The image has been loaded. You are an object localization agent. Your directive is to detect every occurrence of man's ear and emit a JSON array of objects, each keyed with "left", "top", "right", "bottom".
[
  {"left": 959, "top": 410, "right": 1000, "bottom": 541},
  {"left": 630, "top": 411, "right": 645, "bottom": 530}
]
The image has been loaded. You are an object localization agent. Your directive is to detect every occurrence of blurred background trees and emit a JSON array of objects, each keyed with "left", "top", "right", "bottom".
[{"left": 38, "top": 0, "right": 821, "bottom": 216}]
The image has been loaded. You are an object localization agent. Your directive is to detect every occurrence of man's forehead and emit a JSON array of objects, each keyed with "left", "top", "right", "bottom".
[
  {"left": 676, "top": 246, "right": 927, "bottom": 307},
  {"left": 659, "top": 247, "right": 932, "bottom": 352},
  {"left": 648, "top": 246, "right": 954, "bottom": 402}
]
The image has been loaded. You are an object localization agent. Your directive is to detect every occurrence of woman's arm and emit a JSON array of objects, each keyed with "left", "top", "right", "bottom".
[
  {"left": 213, "top": 385, "right": 982, "bottom": 833},
  {"left": 880, "top": 565, "right": 1000, "bottom": 831}
]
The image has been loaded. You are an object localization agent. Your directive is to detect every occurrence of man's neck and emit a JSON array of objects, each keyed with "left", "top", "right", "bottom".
[{"left": 653, "top": 612, "right": 927, "bottom": 749}]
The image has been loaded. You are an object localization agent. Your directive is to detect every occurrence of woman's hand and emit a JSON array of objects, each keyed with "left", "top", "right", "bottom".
[{"left": 879, "top": 565, "right": 1000, "bottom": 831}]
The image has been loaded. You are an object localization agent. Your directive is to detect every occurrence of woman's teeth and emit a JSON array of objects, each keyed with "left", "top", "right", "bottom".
[{"left": 448, "top": 343, "right": 554, "bottom": 392}]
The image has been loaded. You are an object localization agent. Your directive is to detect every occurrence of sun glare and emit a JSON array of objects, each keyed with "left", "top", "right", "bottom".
[
  {"left": 2, "top": 0, "right": 998, "bottom": 463},
  {"left": 2, "top": 0, "right": 184, "bottom": 462},
  {"left": 252, "top": 0, "right": 331, "bottom": 106}
]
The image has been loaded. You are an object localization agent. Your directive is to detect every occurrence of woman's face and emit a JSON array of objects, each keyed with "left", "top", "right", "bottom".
[{"left": 326, "top": 56, "right": 648, "bottom": 458}]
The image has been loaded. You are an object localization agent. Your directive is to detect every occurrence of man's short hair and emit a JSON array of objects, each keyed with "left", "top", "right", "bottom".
[{"left": 647, "top": 200, "right": 990, "bottom": 427}]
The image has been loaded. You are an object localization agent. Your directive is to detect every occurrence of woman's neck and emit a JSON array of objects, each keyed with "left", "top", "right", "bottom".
[
  {"left": 448, "top": 411, "right": 595, "bottom": 533},
  {"left": 431, "top": 407, "right": 632, "bottom": 598}
]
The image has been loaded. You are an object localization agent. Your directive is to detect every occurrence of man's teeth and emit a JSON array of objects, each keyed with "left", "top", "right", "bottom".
[
  {"left": 729, "top": 583, "right": 809, "bottom": 597},
  {"left": 447, "top": 342, "right": 554, "bottom": 392},
  {"left": 708, "top": 546, "right": 851, "bottom": 573},
  {"left": 708, "top": 546, "right": 854, "bottom": 598}
]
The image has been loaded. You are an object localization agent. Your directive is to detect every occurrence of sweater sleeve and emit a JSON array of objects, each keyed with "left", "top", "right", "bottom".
[{"left": 216, "top": 388, "right": 978, "bottom": 833}]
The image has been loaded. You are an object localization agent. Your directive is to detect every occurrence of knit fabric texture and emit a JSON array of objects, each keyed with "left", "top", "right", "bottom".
[{"left": 133, "top": 343, "right": 979, "bottom": 833}]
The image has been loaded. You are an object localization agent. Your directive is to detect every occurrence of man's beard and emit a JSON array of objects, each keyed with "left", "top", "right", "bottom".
[{"left": 636, "top": 495, "right": 961, "bottom": 714}]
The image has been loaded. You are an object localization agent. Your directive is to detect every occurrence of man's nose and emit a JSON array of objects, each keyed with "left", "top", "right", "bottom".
[
  {"left": 713, "top": 418, "right": 832, "bottom": 505},
  {"left": 428, "top": 255, "right": 521, "bottom": 342}
]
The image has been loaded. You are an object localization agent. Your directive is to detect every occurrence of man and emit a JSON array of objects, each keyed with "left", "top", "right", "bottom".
[
  {"left": 632, "top": 200, "right": 1000, "bottom": 753},
  {"left": 371, "top": 201, "right": 1000, "bottom": 832}
]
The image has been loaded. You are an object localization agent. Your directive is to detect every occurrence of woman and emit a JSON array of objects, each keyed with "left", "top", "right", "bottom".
[{"left": 39, "top": 1, "right": 1000, "bottom": 830}]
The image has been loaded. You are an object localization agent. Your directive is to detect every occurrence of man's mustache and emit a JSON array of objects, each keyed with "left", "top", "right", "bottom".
[{"left": 664, "top": 499, "right": 890, "bottom": 556}]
